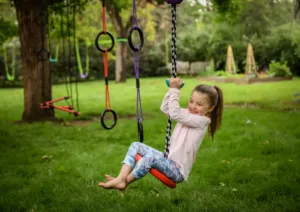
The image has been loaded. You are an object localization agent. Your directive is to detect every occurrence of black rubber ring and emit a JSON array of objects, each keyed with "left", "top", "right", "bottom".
[
  {"left": 137, "top": 118, "right": 143, "bottom": 143},
  {"left": 100, "top": 109, "right": 117, "bottom": 130},
  {"left": 95, "top": 31, "right": 115, "bottom": 53},
  {"left": 128, "top": 26, "right": 144, "bottom": 52},
  {"left": 37, "top": 48, "right": 50, "bottom": 61}
]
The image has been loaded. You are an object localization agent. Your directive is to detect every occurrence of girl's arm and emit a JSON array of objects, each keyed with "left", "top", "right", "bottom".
[
  {"left": 160, "top": 89, "right": 171, "bottom": 115},
  {"left": 168, "top": 88, "right": 210, "bottom": 128}
]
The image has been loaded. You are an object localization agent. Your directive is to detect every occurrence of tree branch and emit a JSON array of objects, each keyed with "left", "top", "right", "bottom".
[
  {"left": 106, "top": 4, "right": 123, "bottom": 34},
  {"left": 140, "top": 0, "right": 167, "bottom": 8}
]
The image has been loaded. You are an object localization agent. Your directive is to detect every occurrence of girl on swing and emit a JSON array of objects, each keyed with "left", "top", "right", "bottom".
[{"left": 99, "top": 77, "right": 224, "bottom": 190}]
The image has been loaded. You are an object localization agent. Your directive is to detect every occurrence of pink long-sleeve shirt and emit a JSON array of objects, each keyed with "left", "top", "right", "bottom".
[{"left": 160, "top": 88, "right": 211, "bottom": 181}]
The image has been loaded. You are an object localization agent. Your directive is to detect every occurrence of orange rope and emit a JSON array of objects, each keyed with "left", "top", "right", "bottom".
[
  {"left": 101, "top": 4, "right": 112, "bottom": 111},
  {"left": 103, "top": 50, "right": 108, "bottom": 77},
  {"left": 106, "top": 85, "right": 111, "bottom": 110}
]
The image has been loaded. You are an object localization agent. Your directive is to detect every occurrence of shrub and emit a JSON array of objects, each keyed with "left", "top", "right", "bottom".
[
  {"left": 215, "top": 70, "right": 232, "bottom": 77},
  {"left": 199, "top": 70, "right": 215, "bottom": 77},
  {"left": 268, "top": 61, "right": 292, "bottom": 77}
]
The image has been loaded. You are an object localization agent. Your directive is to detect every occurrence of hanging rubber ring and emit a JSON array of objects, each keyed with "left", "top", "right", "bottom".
[
  {"left": 95, "top": 31, "right": 115, "bottom": 53},
  {"left": 137, "top": 118, "right": 143, "bottom": 143},
  {"left": 100, "top": 109, "right": 117, "bottom": 130},
  {"left": 165, "top": 0, "right": 183, "bottom": 4},
  {"left": 37, "top": 48, "right": 50, "bottom": 61},
  {"left": 128, "top": 26, "right": 144, "bottom": 52}
]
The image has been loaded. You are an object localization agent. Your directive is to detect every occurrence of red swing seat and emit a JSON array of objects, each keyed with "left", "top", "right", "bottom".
[{"left": 135, "top": 154, "right": 176, "bottom": 189}]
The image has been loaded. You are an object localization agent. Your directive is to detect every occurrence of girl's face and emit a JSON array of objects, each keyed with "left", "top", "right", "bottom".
[{"left": 188, "top": 91, "right": 213, "bottom": 116}]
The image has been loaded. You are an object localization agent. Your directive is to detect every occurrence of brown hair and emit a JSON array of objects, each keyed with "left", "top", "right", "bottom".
[{"left": 193, "top": 84, "right": 223, "bottom": 139}]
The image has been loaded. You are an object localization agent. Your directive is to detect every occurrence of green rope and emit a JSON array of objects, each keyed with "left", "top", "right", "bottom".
[
  {"left": 75, "top": 39, "right": 89, "bottom": 78},
  {"left": 116, "top": 38, "right": 128, "bottom": 42},
  {"left": 85, "top": 43, "right": 89, "bottom": 75},
  {"left": 3, "top": 46, "right": 15, "bottom": 81},
  {"left": 50, "top": 44, "right": 59, "bottom": 63},
  {"left": 85, "top": 38, "right": 127, "bottom": 46}
]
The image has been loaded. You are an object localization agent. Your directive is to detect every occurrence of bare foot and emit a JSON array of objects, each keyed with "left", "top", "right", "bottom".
[
  {"left": 99, "top": 177, "right": 127, "bottom": 190},
  {"left": 105, "top": 174, "right": 114, "bottom": 182}
]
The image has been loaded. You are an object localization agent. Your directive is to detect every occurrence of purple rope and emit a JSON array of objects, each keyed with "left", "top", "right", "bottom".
[
  {"left": 132, "top": 0, "right": 138, "bottom": 27},
  {"left": 132, "top": 0, "right": 143, "bottom": 121},
  {"left": 134, "top": 52, "right": 140, "bottom": 78},
  {"left": 134, "top": 52, "right": 143, "bottom": 120}
]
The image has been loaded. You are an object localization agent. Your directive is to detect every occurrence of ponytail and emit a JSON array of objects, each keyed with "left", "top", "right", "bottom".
[
  {"left": 192, "top": 84, "right": 224, "bottom": 139},
  {"left": 209, "top": 86, "right": 223, "bottom": 140}
]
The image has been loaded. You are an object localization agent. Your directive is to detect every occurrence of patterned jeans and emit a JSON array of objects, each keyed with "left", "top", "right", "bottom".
[{"left": 122, "top": 142, "right": 184, "bottom": 183}]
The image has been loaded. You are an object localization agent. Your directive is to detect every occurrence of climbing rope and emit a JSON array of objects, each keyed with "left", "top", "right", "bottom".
[
  {"left": 66, "top": 1, "right": 74, "bottom": 107},
  {"left": 3, "top": 45, "right": 16, "bottom": 81},
  {"left": 39, "top": 1, "right": 79, "bottom": 116},
  {"left": 75, "top": 39, "right": 90, "bottom": 79},
  {"left": 164, "top": 0, "right": 183, "bottom": 158},
  {"left": 72, "top": 1, "right": 80, "bottom": 113},
  {"left": 128, "top": 0, "right": 144, "bottom": 142},
  {"left": 95, "top": 0, "right": 117, "bottom": 130},
  {"left": 49, "top": 44, "right": 59, "bottom": 63}
]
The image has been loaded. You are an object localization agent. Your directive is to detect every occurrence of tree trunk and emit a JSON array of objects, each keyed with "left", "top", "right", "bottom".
[
  {"left": 106, "top": 6, "right": 128, "bottom": 83},
  {"left": 14, "top": 0, "right": 55, "bottom": 122},
  {"left": 115, "top": 30, "right": 128, "bottom": 83}
]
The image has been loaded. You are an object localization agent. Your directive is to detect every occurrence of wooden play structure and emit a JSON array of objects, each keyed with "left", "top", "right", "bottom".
[
  {"left": 245, "top": 43, "right": 257, "bottom": 76},
  {"left": 225, "top": 44, "right": 236, "bottom": 75},
  {"left": 200, "top": 43, "right": 293, "bottom": 84}
]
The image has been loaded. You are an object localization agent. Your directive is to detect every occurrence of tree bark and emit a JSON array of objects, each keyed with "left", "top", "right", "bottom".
[
  {"left": 115, "top": 31, "right": 128, "bottom": 83},
  {"left": 14, "top": 0, "right": 55, "bottom": 122},
  {"left": 106, "top": 5, "right": 128, "bottom": 83},
  {"left": 106, "top": 1, "right": 161, "bottom": 83}
]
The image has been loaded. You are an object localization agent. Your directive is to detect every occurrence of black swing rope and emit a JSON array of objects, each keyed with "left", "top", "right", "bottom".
[
  {"left": 39, "top": 0, "right": 80, "bottom": 116},
  {"left": 61, "top": 1, "right": 70, "bottom": 105},
  {"left": 37, "top": 0, "right": 50, "bottom": 108},
  {"left": 47, "top": 8, "right": 56, "bottom": 101},
  {"left": 164, "top": 4, "right": 178, "bottom": 159},
  {"left": 66, "top": 1, "right": 74, "bottom": 108},
  {"left": 62, "top": 0, "right": 80, "bottom": 116},
  {"left": 128, "top": 0, "right": 178, "bottom": 189},
  {"left": 60, "top": 0, "right": 74, "bottom": 110},
  {"left": 72, "top": 1, "right": 80, "bottom": 114}
]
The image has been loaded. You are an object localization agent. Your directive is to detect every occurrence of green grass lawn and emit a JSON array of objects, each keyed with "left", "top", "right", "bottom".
[{"left": 0, "top": 77, "right": 300, "bottom": 212}]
